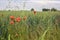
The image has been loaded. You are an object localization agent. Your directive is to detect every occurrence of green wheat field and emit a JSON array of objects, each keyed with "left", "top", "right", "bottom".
[{"left": 0, "top": 11, "right": 60, "bottom": 40}]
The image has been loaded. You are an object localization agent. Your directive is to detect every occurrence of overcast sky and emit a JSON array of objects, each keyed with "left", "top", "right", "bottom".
[{"left": 0, "top": 0, "right": 60, "bottom": 11}]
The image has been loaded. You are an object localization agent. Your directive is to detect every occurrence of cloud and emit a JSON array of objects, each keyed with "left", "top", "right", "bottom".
[
  {"left": 28, "top": 0, "right": 60, "bottom": 1},
  {"left": 0, "top": 0, "right": 60, "bottom": 11},
  {"left": 25, "top": 2, "right": 60, "bottom": 11}
]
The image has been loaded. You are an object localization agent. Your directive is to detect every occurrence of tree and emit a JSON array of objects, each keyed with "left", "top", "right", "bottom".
[
  {"left": 51, "top": 8, "right": 57, "bottom": 11},
  {"left": 31, "top": 8, "right": 34, "bottom": 11},
  {"left": 42, "top": 8, "right": 50, "bottom": 11}
]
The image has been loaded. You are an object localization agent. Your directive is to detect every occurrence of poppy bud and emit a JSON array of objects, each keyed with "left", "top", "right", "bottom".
[
  {"left": 23, "top": 16, "right": 27, "bottom": 20},
  {"left": 34, "top": 11, "right": 36, "bottom": 15},
  {"left": 15, "top": 33, "right": 19, "bottom": 37}
]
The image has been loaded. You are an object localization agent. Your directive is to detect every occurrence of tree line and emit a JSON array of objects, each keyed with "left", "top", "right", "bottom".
[{"left": 31, "top": 8, "right": 57, "bottom": 11}]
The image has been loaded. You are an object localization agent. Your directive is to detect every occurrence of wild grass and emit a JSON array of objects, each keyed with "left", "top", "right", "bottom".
[{"left": 0, "top": 11, "right": 60, "bottom": 40}]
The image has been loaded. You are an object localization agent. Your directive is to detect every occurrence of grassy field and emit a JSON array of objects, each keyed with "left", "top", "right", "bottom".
[{"left": 0, "top": 11, "right": 60, "bottom": 40}]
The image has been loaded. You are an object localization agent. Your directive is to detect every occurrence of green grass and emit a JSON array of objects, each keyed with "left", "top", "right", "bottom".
[{"left": 0, "top": 11, "right": 60, "bottom": 40}]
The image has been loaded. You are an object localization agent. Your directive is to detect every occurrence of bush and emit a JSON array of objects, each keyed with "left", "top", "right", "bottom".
[
  {"left": 31, "top": 8, "right": 34, "bottom": 11},
  {"left": 42, "top": 8, "right": 50, "bottom": 11},
  {"left": 51, "top": 8, "right": 57, "bottom": 11}
]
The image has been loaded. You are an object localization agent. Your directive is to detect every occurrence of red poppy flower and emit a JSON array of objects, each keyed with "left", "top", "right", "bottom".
[
  {"left": 16, "top": 17, "right": 21, "bottom": 22},
  {"left": 23, "top": 16, "right": 27, "bottom": 20},
  {"left": 34, "top": 11, "right": 36, "bottom": 15},
  {"left": 10, "top": 16, "right": 15, "bottom": 20},
  {"left": 10, "top": 21, "right": 14, "bottom": 24}
]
